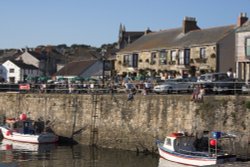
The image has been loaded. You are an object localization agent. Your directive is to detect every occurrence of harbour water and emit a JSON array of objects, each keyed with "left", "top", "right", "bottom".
[
  {"left": 0, "top": 139, "right": 161, "bottom": 167},
  {"left": 1, "top": 139, "right": 249, "bottom": 167}
]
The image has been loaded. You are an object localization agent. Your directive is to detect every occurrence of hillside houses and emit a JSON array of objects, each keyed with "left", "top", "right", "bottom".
[{"left": 0, "top": 13, "right": 250, "bottom": 84}]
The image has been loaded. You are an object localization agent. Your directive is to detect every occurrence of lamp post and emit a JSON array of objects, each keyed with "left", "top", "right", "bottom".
[{"left": 101, "top": 49, "right": 106, "bottom": 87}]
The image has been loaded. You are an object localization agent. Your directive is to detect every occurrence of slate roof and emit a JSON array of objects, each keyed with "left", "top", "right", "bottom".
[
  {"left": 119, "top": 25, "right": 236, "bottom": 53},
  {"left": 27, "top": 51, "right": 47, "bottom": 60},
  {"left": 55, "top": 60, "right": 97, "bottom": 76},
  {"left": 236, "top": 21, "right": 250, "bottom": 32},
  {"left": 0, "top": 50, "right": 23, "bottom": 63},
  {"left": 123, "top": 31, "right": 145, "bottom": 42},
  {"left": 11, "top": 60, "right": 38, "bottom": 70}
]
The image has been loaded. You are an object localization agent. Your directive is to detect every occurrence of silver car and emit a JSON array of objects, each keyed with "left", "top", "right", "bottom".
[{"left": 153, "top": 78, "right": 193, "bottom": 94}]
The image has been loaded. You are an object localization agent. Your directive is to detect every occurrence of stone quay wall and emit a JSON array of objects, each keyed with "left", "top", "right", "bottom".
[{"left": 0, "top": 93, "right": 249, "bottom": 157}]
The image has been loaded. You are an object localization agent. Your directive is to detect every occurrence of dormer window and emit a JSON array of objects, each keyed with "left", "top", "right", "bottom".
[{"left": 246, "top": 38, "right": 250, "bottom": 57}]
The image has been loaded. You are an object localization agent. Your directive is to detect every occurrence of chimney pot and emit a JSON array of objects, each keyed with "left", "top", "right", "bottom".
[
  {"left": 182, "top": 16, "right": 200, "bottom": 34},
  {"left": 237, "top": 12, "right": 248, "bottom": 27},
  {"left": 144, "top": 27, "right": 152, "bottom": 35}
]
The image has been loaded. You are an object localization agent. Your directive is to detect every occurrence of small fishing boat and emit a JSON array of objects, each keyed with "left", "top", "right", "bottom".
[
  {"left": 0, "top": 139, "right": 57, "bottom": 152},
  {"left": 156, "top": 132, "right": 236, "bottom": 166},
  {"left": 0, "top": 114, "right": 58, "bottom": 144}
]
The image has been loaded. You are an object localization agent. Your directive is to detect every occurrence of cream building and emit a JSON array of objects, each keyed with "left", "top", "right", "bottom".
[
  {"left": 116, "top": 15, "right": 247, "bottom": 79},
  {"left": 236, "top": 13, "right": 250, "bottom": 81}
]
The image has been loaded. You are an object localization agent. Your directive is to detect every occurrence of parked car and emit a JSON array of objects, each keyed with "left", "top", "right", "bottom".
[
  {"left": 153, "top": 78, "right": 193, "bottom": 94},
  {"left": 197, "top": 73, "right": 229, "bottom": 83},
  {"left": 241, "top": 81, "right": 250, "bottom": 94},
  {"left": 198, "top": 73, "right": 244, "bottom": 94},
  {"left": 211, "top": 78, "right": 244, "bottom": 93}
]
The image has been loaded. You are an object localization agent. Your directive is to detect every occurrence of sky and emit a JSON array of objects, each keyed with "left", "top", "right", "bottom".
[{"left": 0, "top": 0, "right": 250, "bottom": 49}]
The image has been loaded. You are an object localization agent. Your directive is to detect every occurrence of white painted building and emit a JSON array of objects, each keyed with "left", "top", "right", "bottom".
[
  {"left": 55, "top": 60, "right": 104, "bottom": 80},
  {"left": 2, "top": 60, "right": 41, "bottom": 83}
]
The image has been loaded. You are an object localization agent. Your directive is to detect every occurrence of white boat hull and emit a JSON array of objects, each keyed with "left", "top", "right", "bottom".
[
  {"left": 157, "top": 142, "right": 236, "bottom": 166},
  {"left": 158, "top": 146, "right": 216, "bottom": 166},
  {"left": 0, "top": 139, "right": 57, "bottom": 152},
  {"left": 0, "top": 126, "right": 58, "bottom": 144}
]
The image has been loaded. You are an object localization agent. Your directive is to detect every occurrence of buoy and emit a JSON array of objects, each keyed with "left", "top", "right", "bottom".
[
  {"left": 210, "top": 139, "right": 217, "bottom": 146},
  {"left": 19, "top": 113, "right": 27, "bottom": 121},
  {"left": 5, "top": 144, "right": 13, "bottom": 150},
  {"left": 6, "top": 130, "right": 11, "bottom": 136}
]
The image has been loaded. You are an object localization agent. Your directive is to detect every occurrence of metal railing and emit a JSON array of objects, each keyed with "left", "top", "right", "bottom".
[{"left": 0, "top": 81, "right": 249, "bottom": 95}]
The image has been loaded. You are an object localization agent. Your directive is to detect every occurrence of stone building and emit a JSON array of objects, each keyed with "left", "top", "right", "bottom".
[
  {"left": 236, "top": 13, "right": 250, "bottom": 81},
  {"left": 115, "top": 15, "right": 245, "bottom": 78},
  {"left": 117, "top": 24, "right": 146, "bottom": 50}
]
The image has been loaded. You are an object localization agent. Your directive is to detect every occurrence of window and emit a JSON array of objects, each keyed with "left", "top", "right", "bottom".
[
  {"left": 246, "top": 38, "right": 250, "bottom": 57},
  {"left": 123, "top": 55, "right": 132, "bottom": 67},
  {"left": 166, "top": 138, "right": 172, "bottom": 146},
  {"left": 123, "top": 54, "right": 138, "bottom": 67},
  {"left": 159, "top": 51, "right": 167, "bottom": 65},
  {"left": 9, "top": 68, "right": 15, "bottom": 73},
  {"left": 178, "top": 49, "right": 190, "bottom": 65},
  {"left": 132, "top": 54, "right": 138, "bottom": 67},
  {"left": 151, "top": 52, "right": 157, "bottom": 64},
  {"left": 184, "top": 49, "right": 190, "bottom": 65},
  {"left": 179, "top": 50, "right": 184, "bottom": 65},
  {"left": 200, "top": 48, "right": 206, "bottom": 59},
  {"left": 171, "top": 50, "right": 177, "bottom": 61},
  {"left": 9, "top": 77, "right": 15, "bottom": 83}
]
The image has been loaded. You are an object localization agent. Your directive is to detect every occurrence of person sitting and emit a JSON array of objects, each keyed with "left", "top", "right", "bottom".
[
  {"left": 191, "top": 84, "right": 200, "bottom": 102},
  {"left": 197, "top": 85, "right": 205, "bottom": 102}
]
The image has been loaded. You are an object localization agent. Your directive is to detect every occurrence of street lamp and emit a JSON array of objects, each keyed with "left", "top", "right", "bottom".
[{"left": 101, "top": 48, "right": 107, "bottom": 87}]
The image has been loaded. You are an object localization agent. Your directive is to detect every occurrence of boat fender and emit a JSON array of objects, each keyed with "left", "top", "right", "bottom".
[
  {"left": 5, "top": 144, "right": 13, "bottom": 150},
  {"left": 6, "top": 130, "right": 12, "bottom": 136}
]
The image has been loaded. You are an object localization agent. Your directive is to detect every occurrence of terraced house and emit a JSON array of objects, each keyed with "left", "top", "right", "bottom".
[
  {"left": 236, "top": 13, "right": 250, "bottom": 81},
  {"left": 115, "top": 14, "right": 248, "bottom": 79}
]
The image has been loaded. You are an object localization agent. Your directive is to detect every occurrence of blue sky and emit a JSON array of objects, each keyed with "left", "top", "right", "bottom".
[{"left": 0, "top": 0, "right": 249, "bottom": 49}]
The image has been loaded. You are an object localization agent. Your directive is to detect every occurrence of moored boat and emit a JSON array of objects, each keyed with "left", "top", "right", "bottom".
[
  {"left": 0, "top": 139, "right": 57, "bottom": 152},
  {"left": 0, "top": 114, "right": 58, "bottom": 144},
  {"left": 156, "top": 132, "right": 236, "bottom": 166}
]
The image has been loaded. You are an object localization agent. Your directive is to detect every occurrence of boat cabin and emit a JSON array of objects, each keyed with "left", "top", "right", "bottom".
[
  {"left": 6, "top": 118, "right": 35, "bottom": 134},
  {"left": 163, "top": 133, "right": 196, "bottom": 153}
]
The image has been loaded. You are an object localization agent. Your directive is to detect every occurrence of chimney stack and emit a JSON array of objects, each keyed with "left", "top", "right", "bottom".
[
  {"left": 182, "top": 17, "right": 200, "bottom": 34},
  {"left": 144, "top": 27, "right": 152, "bottom": 35},
  {"left": 237, "top": 13, "right": 248, "bottom": 27}
]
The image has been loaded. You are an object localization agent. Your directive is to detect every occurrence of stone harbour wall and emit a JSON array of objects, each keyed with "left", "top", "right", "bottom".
[{"left": 0, "top": 93, "right": 249, "bottom": 158}]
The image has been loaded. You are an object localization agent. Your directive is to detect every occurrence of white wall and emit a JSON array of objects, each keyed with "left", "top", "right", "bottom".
[
  {"left": 2, "top": 60, "right": 21, "bottom": 83},
  {"left": 2, "top": 60, "right": 41, "bottom": 83}
]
